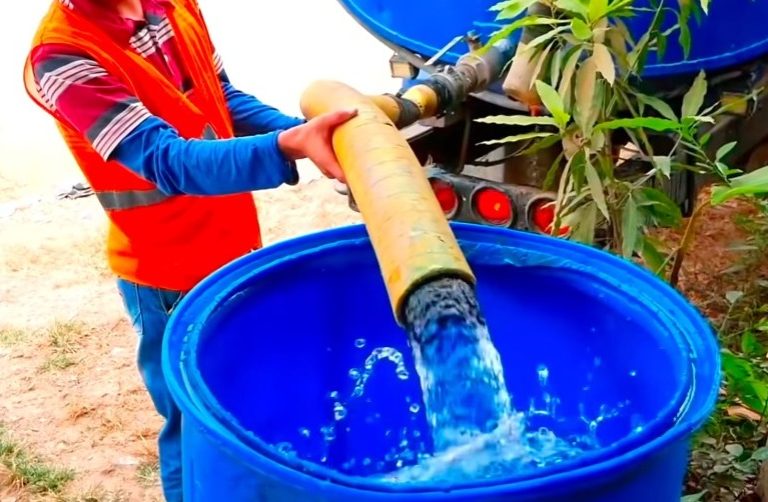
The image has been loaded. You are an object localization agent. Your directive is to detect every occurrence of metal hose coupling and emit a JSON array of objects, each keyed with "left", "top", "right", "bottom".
[
  {"left": 367, "top": 38, "right": 515, "bottom": 129},
  {"left": 300, "top": 80, "right": 476, "bottom": 324}
]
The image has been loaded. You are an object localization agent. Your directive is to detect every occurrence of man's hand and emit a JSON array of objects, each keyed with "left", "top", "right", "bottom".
[{"left": 277, "top": 109, "right": 358, "bottom": 182}]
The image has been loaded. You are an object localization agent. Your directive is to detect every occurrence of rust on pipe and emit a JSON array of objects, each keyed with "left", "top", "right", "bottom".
[{"left": 300, "top": 80, "right": 475, "bottom": 324}]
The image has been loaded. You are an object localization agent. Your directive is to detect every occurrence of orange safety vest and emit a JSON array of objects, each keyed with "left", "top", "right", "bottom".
[{"left": 23, "top": 0, "right": 262, "bottom": 292}]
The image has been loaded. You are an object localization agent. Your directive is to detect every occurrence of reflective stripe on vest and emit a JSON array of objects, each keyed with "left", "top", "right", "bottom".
[{"left": 95, "top": 188, "right": 170, "bottom": 210}]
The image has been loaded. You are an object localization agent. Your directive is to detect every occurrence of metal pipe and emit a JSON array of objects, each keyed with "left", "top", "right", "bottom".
[
  {"left": 502, "top": 1, "right": 552, "bottom": 110},
  {"left": 300, "top": 80, "right": 476, "bottom": 324},
  {"left": 368, "top": 38, "right": 515, "bottom": 129}
]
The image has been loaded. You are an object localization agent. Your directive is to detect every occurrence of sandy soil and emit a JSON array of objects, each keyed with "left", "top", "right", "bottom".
[{"left": 0, "top": 171, "right": 361, "bottom": 501}]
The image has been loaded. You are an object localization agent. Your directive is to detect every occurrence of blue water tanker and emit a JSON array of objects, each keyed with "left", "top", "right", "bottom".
[{"left": 163, "top": 223, "right": 720, "bottom": 501}]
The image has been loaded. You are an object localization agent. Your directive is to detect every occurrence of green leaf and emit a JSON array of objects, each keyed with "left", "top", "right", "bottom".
[
  {"left": 486, "top": 17, "right": 564, "bottom": 47},
  {"left": 711, "top": 165, "right": 768, "bottom": 204},
  {"left": 597, "top": 117, "right": 680, "bottom": 132},
  {"left": 535, "top": 80, "right": 571, "bottom": 128},
  {"left": 592, "top": 43, "right": 615, "bottom": 85},
  {"left": 529, "top": 42, "right": 555, "bottom": 90},
  {"left": 678, "top": 10, "right": 692, "bottom": 58},
  {"left": 725, "top": 443, "right": 745, "bottom": 457},
  {"left": 568, "top": 201, "right": 598, "bottom": 244},
  {"left": 751, "top": 447, "right": 768, "bottom": 462},
  {"left": 637, "top": 187, "right": 682, "bottom": 227},
  {"left": 527, "top": 25, "right": 571, "bottom": 51},
  {"left": 682, "top": 71, "right": 708, "bottom": 118},
  {"left": 716, "top": 141, "right": 737, "bottom": 162},
  {"left": 571, "top": 19, "right": 593, "bottom": 40},
  {"left": 588, "top": 0, "right": 609, "bottom": 21},
  {"left": 640, "top": 236, "right": 667, "bottom": 275},
  {"left": 636, "top": 93, "right": 678, "bottom": 121},
  {"left": 621, "top": 193, "right": 640, "bottom": 257},
  {"left": 584, "top": 157, "right": 609, "bottom": 219},
  {"left": 491, "top": 0, "right": 539, "bottom": 19},
  {"left": 549, "top": 48, "right": 564, "bottom": 90},
  {"left": 522, "top": 134, "right": 563, "bottom": 156},
  {"left": 558, "top": 47, "right": 584, "bottom": 101},
  {"left": 721, "top": 351, "right": 768, "bottom": 413},
  {"left": 554, "top": 0, "right": 590, "bottom": 19},
  {"left": 653, "top": 156, "right": 672, "bottom": 177},
  {"left": 480, "top": 132, "right": 556, "bottom": 146},
  {"left": 575, "top": 59, "right": 598, "bottom": 134},
  {"left": 475, "top": 115, "right": 559, "bottom": 127},
  {"left": 741, "top": 331, "right": 765, "bottom": 358},
  {"left": 681, "top": 492, "right": 706, "bottom": 502}
]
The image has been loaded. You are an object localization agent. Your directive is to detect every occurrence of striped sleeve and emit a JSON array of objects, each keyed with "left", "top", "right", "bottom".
[{"left": 31, "top": 44, "right": 152, "bottom": 160}]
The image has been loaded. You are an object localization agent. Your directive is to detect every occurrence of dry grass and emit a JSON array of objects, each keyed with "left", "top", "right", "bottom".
[
  {"left": 0, "top": 427, "right": 75, "bottom": 495},
  {"left": 38, "top": 321, "right": 87, "bottom": 373}
]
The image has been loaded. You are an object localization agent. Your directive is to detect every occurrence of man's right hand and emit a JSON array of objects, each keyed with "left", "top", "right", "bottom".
[{"left": 277, "top": 109, "right": 358, "bottom": 183}]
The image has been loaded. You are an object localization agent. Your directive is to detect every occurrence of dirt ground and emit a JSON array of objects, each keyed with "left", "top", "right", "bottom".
[
  {"left": 0, "top": 167, "right": 361, "bottom": 501},
  {"left": 0, "top": 155, "right": 758, "bottom": 501}
]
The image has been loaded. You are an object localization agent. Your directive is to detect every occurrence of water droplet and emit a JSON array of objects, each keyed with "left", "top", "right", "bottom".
[
  {"left": 355, "top": 338, "right": 367, "bottom": 349},
  {"left": 409, "top": 403, "right": 420, "bottom": 414}
]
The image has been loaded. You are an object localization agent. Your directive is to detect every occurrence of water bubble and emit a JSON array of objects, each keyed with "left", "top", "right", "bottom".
[
  {"left": 333, "top": 402, "right": 347, "bottom": 421},
  {"left": 409, "top": 403, "right": 421, "bottom": 414},
  {"left": 329, "top": 390, "right": 339, "bottom": 400},
  {"left": 536, "top": 365, "right": 549, "bottom": 387},
  {"left": 349, "top": 368, "right": 361, "bottom": 380},
  {"left": 298, "top": 428, "right": 311, "bottom": 438},
  {"left": 275, "top": 442, "right": 294, "bottom": 456},
  {"left": 396, "top": 368, "right": 410, "bottom": 380},
  {"left": 396, "top": 459, "right": 404, "bottom": 468},
  {"left": 363, "top": 458, "right": 372, "bottom": 466},
  {"left": 355, "top": 338, "right": 367, "bottom": 349},
  {"left": 629, "top": 370, "right": 637, "bottom": 377},
  {"left": 321, "top": 425, "right": 336, "bottom": 442}
]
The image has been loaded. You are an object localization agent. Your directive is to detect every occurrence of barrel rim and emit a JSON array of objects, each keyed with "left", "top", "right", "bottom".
[{"left": 163, "top": 222, "right": 721, "bottom": 496}]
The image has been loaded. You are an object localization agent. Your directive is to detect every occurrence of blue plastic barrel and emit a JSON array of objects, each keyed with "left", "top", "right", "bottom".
[
  {"left": 163, "top": 223, "right": 720, "bottom": 501},
  {"left": 337, "top": 0, "right": 768, "bottom": 77}
]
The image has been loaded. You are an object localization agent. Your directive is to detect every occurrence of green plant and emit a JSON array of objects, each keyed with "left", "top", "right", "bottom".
[
  {"left": 0, "top": 427, "right": 75, "bottom": 494},
  {"left": 39, "top": 320, "right": 85, "bottom": 372},
  {"left": 483, "top": 1, "right": 768, "bottom": 499},
  {"left": 480, "top": 0, "right": 767, "bottom": 276},
  {"left": 0, "top": 327, "right": 27, "bottom": 347}
]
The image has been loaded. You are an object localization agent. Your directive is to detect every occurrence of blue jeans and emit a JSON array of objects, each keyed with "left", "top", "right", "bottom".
[{"left": 116, "top": 278, "right": 184, "bottom": 502}]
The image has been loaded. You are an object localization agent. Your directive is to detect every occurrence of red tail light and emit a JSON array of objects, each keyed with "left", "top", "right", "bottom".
[
  {"left": 472, "top": 187, "right": 514, "bottom": 226},
  {"left": 530, "top": 199, "right": 570, "bottom": 236},
  {"left": 429, "top": 178, "right": 459, "bottom": 217}
]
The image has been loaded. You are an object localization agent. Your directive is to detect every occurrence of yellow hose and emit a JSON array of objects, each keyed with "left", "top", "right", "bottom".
[{"left": 300, "top": 80, "right": 475, "bottom": 324}]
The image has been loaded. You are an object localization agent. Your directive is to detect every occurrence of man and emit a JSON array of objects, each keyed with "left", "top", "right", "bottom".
[{"left": 22, "top": 0, "right": 355, "bottom": 499}]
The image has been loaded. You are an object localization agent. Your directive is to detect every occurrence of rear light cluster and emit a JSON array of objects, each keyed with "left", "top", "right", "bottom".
[{"left": 426, "top": 175, "right": 570, "bottom": 237}]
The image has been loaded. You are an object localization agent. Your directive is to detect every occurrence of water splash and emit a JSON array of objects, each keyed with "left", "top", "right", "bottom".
[
  {"left": 350, "top": 347, "right": 410, "bottom": 398},
  {"left": 403, "top": 278, "right": 513, "bottom": 452}
]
